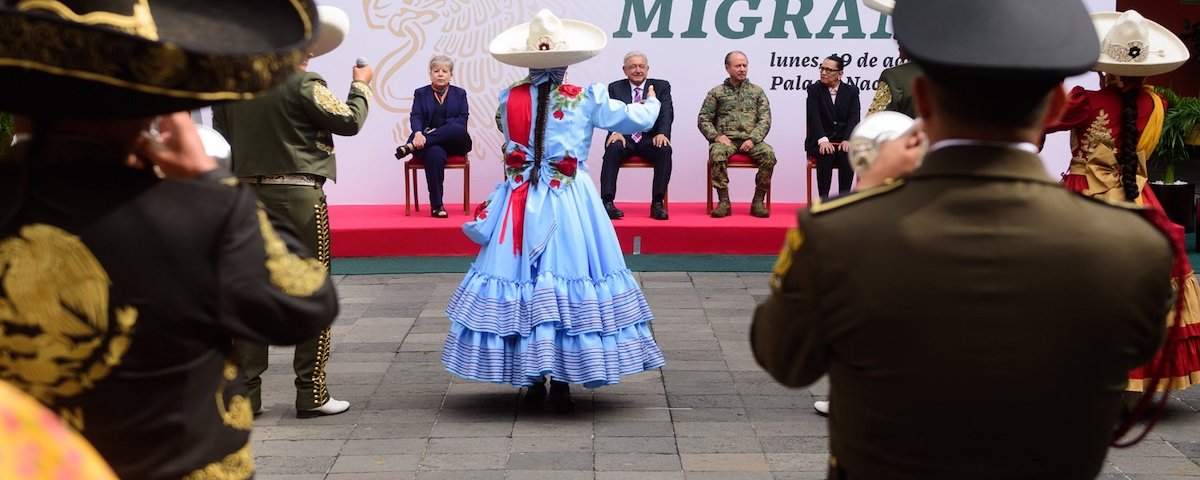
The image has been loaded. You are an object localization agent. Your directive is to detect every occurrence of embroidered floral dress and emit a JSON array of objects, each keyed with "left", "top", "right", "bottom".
[
  {"left": 0, "top": 381, "right": 117, "bottom": 480},
  {"left": 1048, "top": 83, "right": 1200, "bottom": 392},
  {"left": 442, "top": 78, "right": 666, "bottom": 388}
]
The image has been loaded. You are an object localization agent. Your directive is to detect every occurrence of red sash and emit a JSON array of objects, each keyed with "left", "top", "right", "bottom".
[
  {"left": 506, "top": 84, "right": 532, "bottom": 148},
  {"left": 500, "top": 84, "right": 533, "bottom": 255}
]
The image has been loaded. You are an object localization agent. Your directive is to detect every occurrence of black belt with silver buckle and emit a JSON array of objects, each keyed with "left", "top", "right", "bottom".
[{"left": 237, "top": 174, "right": 324, "bottom": 187}]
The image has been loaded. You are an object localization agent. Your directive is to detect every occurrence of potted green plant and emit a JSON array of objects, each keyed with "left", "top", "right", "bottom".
[
  {"left": 1150, "top": 87, "right": 1200, "bottom": 181},
  {"left": 1149, "top": 87, "right": 1200, "bottom": 240},
  {"left": 0, "top": 112, "right": 12, "bottom": 156}
]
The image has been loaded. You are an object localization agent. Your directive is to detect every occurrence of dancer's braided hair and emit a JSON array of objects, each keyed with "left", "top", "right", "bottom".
[
  {"left": 530, "top": 82, "right": 552, "bottom": 187},
  {"left": 1117, "top": 84, "right": 1141, "bottom": 201}
]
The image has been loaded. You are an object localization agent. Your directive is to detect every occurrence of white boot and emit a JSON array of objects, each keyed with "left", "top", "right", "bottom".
[
  {"left": 813, "top": 400, "right": 830, "bottom": 416},
  {"left": 297, "top": 397, "right": 350, "bottom": 418}
]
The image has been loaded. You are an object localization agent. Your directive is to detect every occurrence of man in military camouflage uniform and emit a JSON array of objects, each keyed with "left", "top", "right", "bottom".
[
  {"left": 697, "top": 51, "right": 776, "bottom": 218},
  {"left": 212, "top": 10, "right": 372, "bottom": 418}
]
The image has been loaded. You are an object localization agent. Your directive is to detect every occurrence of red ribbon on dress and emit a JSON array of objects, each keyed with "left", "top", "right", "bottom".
[
  {"left": 498, "top": 181, "right": 529, "bottom": 256},
  {"left": 1112, "top": 206, "right": 1188, "bottom": 447},
  {"left": 498, "top": 83, "right": 534, "bottom": 256},
  {"left": 507, "top": 85, "right": 532, "bottom": 148}
]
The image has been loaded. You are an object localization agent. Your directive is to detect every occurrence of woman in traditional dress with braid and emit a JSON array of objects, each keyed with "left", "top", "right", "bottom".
[
  {"left": 441, "top": 10, "right": 665, "bottom": 411},
  {"left": 1047, "top": 10, "right": 1200, "bottom": 394}
]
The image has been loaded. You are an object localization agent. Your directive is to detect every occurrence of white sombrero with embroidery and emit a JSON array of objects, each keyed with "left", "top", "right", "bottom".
[
  {"left": 863, "top": 0, "right": 894, "bottom": 15},
  {"left": 489, "top": 9, "right": 607, "bottom": 69},
  {"left": 1092, "top": 10, "right": 1188, "bottom": 77},
  {"left": 311, "top": 5, "right": 350, "bottom": 58}
]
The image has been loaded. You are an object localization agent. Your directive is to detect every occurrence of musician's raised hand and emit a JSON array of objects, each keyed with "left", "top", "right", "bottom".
[{"left": 857, "top": 119, "right": 925, "bottom": 190}]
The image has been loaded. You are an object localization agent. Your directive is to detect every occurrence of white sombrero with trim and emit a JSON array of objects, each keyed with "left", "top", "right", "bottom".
[
  {"left": 311, "top": 5, "right": 349, "bottom": 58},
  {"left": 1092, "top": 10, "right": 1188, "bottom": 77},
  {"left": 489, "top": 9, "right": 606, "bottom": 69},
  {"left": 863, "top": 0, "right": 894, "bottom": 15}
]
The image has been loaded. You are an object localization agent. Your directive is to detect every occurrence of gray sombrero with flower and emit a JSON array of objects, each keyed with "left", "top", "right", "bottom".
[
  {"left": 488, "top": 9, "right": 606, "bottom": 69},
  {"left": 1092, "top": 10, "right": 1188, "bottom": 77}
]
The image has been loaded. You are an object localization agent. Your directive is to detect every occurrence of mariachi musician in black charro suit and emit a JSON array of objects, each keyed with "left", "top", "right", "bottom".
[
  {"left": 600, "top": 51, "right": 674, "bottom": 220},
  {"left": 0, "top": 1, "right": 338, "bottom": 478}
]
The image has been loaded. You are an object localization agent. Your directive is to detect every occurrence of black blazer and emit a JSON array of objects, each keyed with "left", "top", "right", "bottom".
[
  {"left": 411, "top": 84, "right": 469, "bottom": 132},
  {"left": 606, "top": 78, "right": 673, "bottom": 140},
  {"left": 804, "top": 81, "right": 861, "bottom": 155}
]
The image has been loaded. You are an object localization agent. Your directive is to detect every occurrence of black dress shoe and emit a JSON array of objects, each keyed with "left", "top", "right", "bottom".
[
  {"left": 524, "top": 379, "right": 547, "bottom": 410},
  {"left": 394, "top": 144, "right": 414, "bottom": 159},
  {"left": 604, "top": 201, "right": 625, "bottom": 219},
  {"left": 650, "top": 201, "right": 668, "bottom": 220},
  {"left": 548, "top": 380, "right": 573, "bottom": 413}
]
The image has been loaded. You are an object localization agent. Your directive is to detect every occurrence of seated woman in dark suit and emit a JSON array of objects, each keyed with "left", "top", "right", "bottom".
[{"left": 395, "top": 55, "right": 473, "bottom": 218}]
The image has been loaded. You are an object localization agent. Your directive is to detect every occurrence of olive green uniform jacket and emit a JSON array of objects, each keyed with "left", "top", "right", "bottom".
[
  {"left": 867, "top": 62, "right": 921, "bottom": 118},
  {"left": 213, "top": 70, "right": 371, "bottom": 180},
  {"left": 752, "top": 145, "right": 1170, "bottom": 480}
]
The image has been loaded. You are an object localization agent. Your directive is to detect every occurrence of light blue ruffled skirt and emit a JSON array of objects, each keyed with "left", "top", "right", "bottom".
[{"left": 442, "top": 171, "right": 665, "bottom": 388}]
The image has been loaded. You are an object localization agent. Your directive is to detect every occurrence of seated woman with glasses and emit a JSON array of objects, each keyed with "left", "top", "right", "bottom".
[
  {"left": 395, "top": 55, "right": 473, "bottom": 218},
  {"left": 804, "top": 55, "right": 861, "bottom": 199}
]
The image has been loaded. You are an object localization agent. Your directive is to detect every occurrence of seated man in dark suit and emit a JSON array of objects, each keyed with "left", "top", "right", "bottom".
[
  {"left": 600, "top": 51, "right": 674, "bottom": 220},
  {"left": 805, "top": 55, "right": 861, "bottom": 199}
]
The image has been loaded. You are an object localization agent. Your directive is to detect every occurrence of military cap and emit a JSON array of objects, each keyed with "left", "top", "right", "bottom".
[{"left": 893, "top": 0, "right": 1098, "bottom": 81}]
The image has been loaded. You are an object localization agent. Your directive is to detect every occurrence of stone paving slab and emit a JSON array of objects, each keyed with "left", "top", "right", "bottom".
[{"left": 248, "top": 273, "right": 1200, "bottom": 479}]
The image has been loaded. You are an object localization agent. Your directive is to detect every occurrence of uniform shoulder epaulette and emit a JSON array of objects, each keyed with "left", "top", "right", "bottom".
[{"left": 810, "top": 180, "right": 906, "bottom": 215}]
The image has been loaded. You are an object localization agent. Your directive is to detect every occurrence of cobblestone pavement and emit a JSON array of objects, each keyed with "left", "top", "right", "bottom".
[{"left": 251, "top": 272, "right": 1200, "bottom": 479}]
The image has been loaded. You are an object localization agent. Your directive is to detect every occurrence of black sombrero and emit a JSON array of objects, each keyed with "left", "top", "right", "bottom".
[{"left": 0, "top": 0, "right": 318, "bottom": 118}]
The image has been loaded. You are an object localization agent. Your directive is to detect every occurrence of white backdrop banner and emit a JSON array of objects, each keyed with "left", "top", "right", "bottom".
[{"left": 213, "top": 0, "right": 1114, "bottom": 206}]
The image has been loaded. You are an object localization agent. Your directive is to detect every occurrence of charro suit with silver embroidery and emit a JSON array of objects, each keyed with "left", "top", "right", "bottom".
[
  {"left": 0, "top": 140, "right": 338, "bottom": 480},
  {"left": 213, "top": 69, "right": 370, "bottom": 411}
]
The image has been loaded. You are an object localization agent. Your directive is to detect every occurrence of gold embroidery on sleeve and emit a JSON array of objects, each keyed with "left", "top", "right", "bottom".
[
  {"left": 315, "top": 139, "right": 334, "bottom": 154},
  {"left": 181, "top": 443, "right": 254, "bottom": 480},
  {"left": 256, "top": 210, "right": 328, "bottom": 297},
  {"left": 770, "top": 227, "right": 804, "bottom": 293},
  {"left": 868, "top": 83, "right": 892, "bottom": 115},
  {"left": 215, "top": 361, "right": 253, "bottom": 431},
  {"left": 312, "top": 83, "right": 353, "bottom": 116},
  {"left": 352, "top": 81, "right": 373, "bottom": 101},
  {"left": 0, "top": 224, "right": 137, "bottom": 426}
]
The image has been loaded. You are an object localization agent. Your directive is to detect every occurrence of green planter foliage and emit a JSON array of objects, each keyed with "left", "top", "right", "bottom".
[
  {"left": 0, "top": 112, "right": 12, "bottom": 156},
  {"left": 1151, "top": 87, "right": 1200, "bottom": 184}
]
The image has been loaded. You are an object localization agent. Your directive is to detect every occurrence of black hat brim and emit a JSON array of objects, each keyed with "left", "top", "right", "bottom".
[{"left": 0, "top": 1, "right": 317, "bottom": 118}]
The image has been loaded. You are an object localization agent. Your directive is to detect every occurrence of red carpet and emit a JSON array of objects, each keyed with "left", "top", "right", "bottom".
[{"left": 329, "top": 202, "right": 807, "bottom": 257}]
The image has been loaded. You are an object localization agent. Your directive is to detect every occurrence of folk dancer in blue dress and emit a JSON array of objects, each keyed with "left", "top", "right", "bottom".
[{"left": 441, "top": 9, "right": 666, "bottom": 412}]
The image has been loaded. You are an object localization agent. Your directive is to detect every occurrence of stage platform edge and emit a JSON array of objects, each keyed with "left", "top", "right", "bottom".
[{"left": 329, "top": 202, "right": 807, "bottom": 258}]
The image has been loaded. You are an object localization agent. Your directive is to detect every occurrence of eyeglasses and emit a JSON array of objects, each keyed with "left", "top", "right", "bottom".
[{"left": 818, "top": 67, "right": 841, "bottom": 74}]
